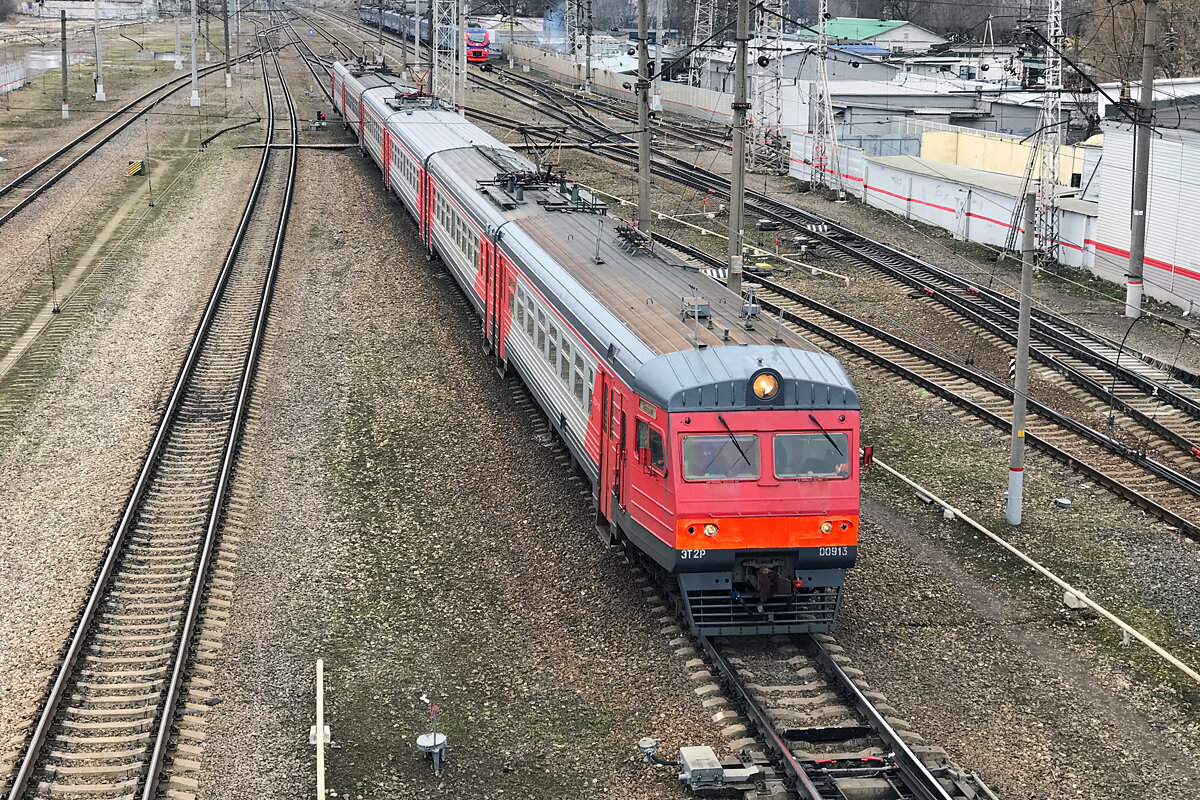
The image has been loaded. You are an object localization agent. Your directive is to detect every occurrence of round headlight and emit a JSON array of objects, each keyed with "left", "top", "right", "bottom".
[
  {"left": 820, "top": 521, "right": 834, "bottom": 534},
  {"left": 703, "top": 523, "right": 719, "bottom": 537},
  {"left": 752, "top": 372, "right": 779, "bottom": 400}
]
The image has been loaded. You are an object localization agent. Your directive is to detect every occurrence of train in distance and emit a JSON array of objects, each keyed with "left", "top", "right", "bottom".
[
  {"left": 361, "top": 5, "right": 494, "bottom": 64},
  {"left": 331, "top": 59, "right": 870, "bottom": 637}
]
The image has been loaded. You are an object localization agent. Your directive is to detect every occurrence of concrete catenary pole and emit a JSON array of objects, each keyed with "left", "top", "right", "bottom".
[
  {"left": 205, "top": 1, "right": 211, "bottom": 62},
  {"left": 378, "top": 0, "right": 385, "bottom": 51},
  {"left": 175, "top": 2, "right": 183, "bottom": 70},
  {"left": 61, "top": 11, "right": 69, "bottom": 118},
  {"left": 1125, "top": 0, "right": 1158, "bottom": 319},
  {"left": 508, "top": 0, "right": 515, "bottom": 69},
  {"left": 457, "top": 0, "right": 466, "bottom": 114},
  {"left": 584, "top": 0, "right": 592, "bottom": 92},
  {"left": 728, "top": 0, "right": 749, "bottom": 295},
  {"left": 1007, "top": 191, "right": 1037, "bottom": 525},
  {"left": 651, "top": 0, "right": 663, "bottom": 111},
  {"left": 636, "top": 0, "right": 652, "bottom": 237},
  {"left": 190, "top": 0, "right": 200, "bottom": 106},
  {"left": 222, "top": 0, "right": 231, "bottom": 88},
  {"left": 93, "top": 0, "right": 106, "bottom": 101},
  {"left": 234, "top": 0, "right": 240, "bottom": 74}
]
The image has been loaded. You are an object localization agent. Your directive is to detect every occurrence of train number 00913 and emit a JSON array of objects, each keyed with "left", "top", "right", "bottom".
[
  {"left": 680, "top": 549, "right": 707, "bottom": 559},
  {"left": 819, "top": 546, "right": 849, "bottom": 557}
]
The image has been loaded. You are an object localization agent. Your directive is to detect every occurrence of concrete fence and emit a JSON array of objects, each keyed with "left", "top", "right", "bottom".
[
  {"left": 0, "top": 62, "right": 28, "bottom": 95},
  {"left": 510, "top": 43, "right": 734, "bottom": 125}
]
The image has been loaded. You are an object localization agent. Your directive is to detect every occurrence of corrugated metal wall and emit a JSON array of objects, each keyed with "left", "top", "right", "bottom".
[{"left": 1095, "top": 125, "right": 1200, "bottom": 310}]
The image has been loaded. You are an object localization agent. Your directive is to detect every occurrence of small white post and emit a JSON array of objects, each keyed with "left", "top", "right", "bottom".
[{"left": 316, "top": 659, "right": 326, "bottom": 799}]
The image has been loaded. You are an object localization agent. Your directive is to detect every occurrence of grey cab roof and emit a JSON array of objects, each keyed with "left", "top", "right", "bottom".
[{"left": 634, "top": 346, "right": 859, "bottom": 412}]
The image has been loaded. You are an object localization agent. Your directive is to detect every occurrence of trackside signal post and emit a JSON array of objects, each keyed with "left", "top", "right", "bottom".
[{"left": 1007, "top": 191, "right": 1036, "bottom": 525}]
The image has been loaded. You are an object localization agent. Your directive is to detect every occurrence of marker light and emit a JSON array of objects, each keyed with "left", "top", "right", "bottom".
[
  {"left": 820, "top": 521, "right": 834, "bottom": 534},
  {"left": 703, "top": 523, "right": 719, "bottom": 537},
  {"left": 752, "top": 372, "right": 779, "bottom": 400}
]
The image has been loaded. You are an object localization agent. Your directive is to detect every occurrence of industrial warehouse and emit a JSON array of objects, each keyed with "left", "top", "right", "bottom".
[{"left": 0, "top": 1, "right": 1197, "bottom": 799}]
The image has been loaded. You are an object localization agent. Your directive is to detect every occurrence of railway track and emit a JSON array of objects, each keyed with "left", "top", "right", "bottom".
[
  {"left": 2, "top": 28, "right": 296, "bottom": 800},
  {"left": 0, "top": 55, "right": 256, "bottom": 230},
  {"left": 689, "top": 631, "right": 996, "bottom": 800}
]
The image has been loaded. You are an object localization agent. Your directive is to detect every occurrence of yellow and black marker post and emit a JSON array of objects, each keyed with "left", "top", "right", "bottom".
[{"left": 126, "top": 160, "right": 147, "bottom": 177}]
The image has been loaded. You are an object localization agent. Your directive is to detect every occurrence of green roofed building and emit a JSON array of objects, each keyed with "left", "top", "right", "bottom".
[{"left": 800, "top": 17, "right": 947, "bottom": 53}]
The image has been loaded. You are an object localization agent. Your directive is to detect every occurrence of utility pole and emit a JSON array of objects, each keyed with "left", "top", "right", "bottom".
[
  {"left": 93, "top": 0, "right": 106, "bottom": 101},
  {"left": 190, "top": 0, "right": 200, "bottom": 106},
  {"left": 234, "top": 0, "right": 240, "bottom": 75},
  {"left": 636, "top": 0, "right": 652, "bottom": 237},
  {"left": 222, "top": 0, "right": 231, "bottom": 88},
  {"left": 457, "top": 0, "right": 466, "bottom": 115},
  {"left": 508, "top": 0, "right": 515, "bottom": 69},
  {"left": 401, "top": 3, "right": 409, "bottom": 69},
  {"left": 175, "top": 1, "right": 183, "bottom": 70},
  {"left": 61, "top": 10, "right": 68, "bottom": 118},
  {"left": 1007, "top": 191, "right": 1036, "bottom": 526},
  {"left": 651, "top": 0, "right": 663, "bottom": 111},
  {"left": 728, "top": 0, "right": 749, "bottom": 295},
  {"left": 1126, "top": 0, "right": 1159, "bottom": 319},
  {"left": 584, "top": 0, "right": 592, "bottom": 92},
  {"left": 205, "top": 1, "right": 211, "bottom": 63},
  {"left": 379, "top": 0, "right": 384, "bottom": 51}
]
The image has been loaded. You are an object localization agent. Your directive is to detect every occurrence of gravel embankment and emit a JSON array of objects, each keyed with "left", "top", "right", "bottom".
[
  {"left": 0, "top": 133, "right": 260, "bottom": 758},
  {"left": 192, "top": 139, "right": 725, "bottom": 799}
]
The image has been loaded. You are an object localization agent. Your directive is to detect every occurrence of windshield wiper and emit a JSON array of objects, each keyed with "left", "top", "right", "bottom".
[
  {"left": 808, "top": 413, "right": 845, "bottom": 456},
  {"left": 718, "top": 414, "right": 752, "bottom": 467}
]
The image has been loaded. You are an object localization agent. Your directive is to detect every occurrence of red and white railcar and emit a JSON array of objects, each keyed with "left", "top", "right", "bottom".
[{"left": 333, "top": 62, "right": 863, "bottom": 635}]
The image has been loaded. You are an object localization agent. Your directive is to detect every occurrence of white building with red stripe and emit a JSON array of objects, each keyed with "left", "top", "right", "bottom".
[{"left": 1094, "top": 124, "right": 1200, "bottom": 313}]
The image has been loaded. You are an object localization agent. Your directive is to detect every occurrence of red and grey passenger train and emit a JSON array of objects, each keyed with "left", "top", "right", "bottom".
[{"left": 331, "top": 61, "right": 864, "bottom": 635}]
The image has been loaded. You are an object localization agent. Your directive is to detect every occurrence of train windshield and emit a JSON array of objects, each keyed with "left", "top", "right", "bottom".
[
  {"left": 467, "top": 31, "right": 487, "bottom": 43},
  {"left": 682, "top": 435, "right": 759, "bottom": 481},
  {"left": 774, "top": 433, "right": 850, "bottom": 479}
]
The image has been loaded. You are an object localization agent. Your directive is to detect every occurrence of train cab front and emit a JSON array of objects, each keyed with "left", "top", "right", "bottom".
[
  {"left": 466, "top": 29, "right": 489, "bottom": 62},
  {"left": 628, "top": 347, "right": 862, "bottom": 637}
]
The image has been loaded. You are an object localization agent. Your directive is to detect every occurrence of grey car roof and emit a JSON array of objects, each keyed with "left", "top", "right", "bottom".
[{"left": 633, "top": 346, "right": 859, "bottom": 412}]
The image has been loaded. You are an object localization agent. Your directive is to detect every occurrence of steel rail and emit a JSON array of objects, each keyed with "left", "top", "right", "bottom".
[
  {"left": 698, "top": 634, "right": 954, "bottom": 800},
  {"left": 796, "top": 635, "right": 954, "bottom": 800},
  {"left": 4, "top": 37, "right": 283, "bottom": 800},
  {"left": 140, "top": 29, "right": 298, "bottom": 800},
  {"left": 696, "top": 635, "right": 826, "bottom": 799},
  {"left": 655, "top": 231, "right": 1200, "bottom": 538},
  {"left": 0, "top": 53, "right": 261, "bottom": 229}
]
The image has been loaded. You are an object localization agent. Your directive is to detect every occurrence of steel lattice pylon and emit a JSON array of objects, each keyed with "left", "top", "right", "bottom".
[
  {"left": 691, "top": 0, "right": 716, "bottom": 86},
  {"left": 564, "top": 0, "right": 579, "bottom": 57},
  {"left": 1036, "top": 0, "right": 1063, "bottom": 267},
  {"left": 431, "top": 0, "right": 459, "bottom": 105},
  {"left": 811, "top": 0, "right": 843, "bottom": 197},
  {"left": 749, "top": 0, "right": 784, "bottom": 170}
]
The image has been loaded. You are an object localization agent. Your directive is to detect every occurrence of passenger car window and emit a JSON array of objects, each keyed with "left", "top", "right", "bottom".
[
  {"left": 774, "top": 433, "right": 850, "bottom": 478},
  {"left": 636, "top": 419, "right": 666, "bottom": 473},
  {"left": 682, "top": 435, "right": 760, "bottom": 481},
  {"left": 560, "top": 341, "right": 572, "bottom": 383}
]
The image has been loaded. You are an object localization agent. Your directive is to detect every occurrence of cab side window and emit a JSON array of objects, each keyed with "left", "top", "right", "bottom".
[{"left": 635, "top": 419, "right": 666, "bottom": 473}]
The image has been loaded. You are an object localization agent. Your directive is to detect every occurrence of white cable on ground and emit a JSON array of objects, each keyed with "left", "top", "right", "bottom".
[{"left": 872, "top": 455, "right": 1200, "bottom": 685}]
